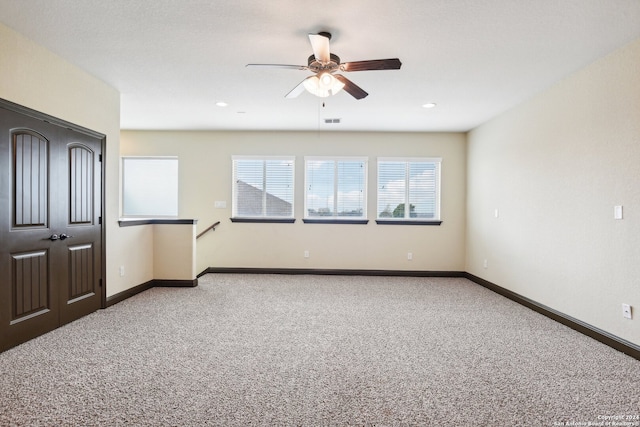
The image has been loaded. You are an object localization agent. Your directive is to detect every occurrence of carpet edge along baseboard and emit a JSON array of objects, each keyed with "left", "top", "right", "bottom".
[{"left": 107, "top": 267, "right": 639, "bottom": 361}]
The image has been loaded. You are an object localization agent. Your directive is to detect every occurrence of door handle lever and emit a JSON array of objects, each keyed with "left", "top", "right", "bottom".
[
  {"left": 59, "top": 233, "right": 73, "bottom": 240},
  {"left": 47, "top": 234, "right": 59, "bottom": 241}
]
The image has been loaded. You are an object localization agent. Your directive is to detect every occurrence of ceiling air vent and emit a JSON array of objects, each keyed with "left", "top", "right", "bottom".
[{"left": 324, "top": 118, "right": 341, "bottom": 124}]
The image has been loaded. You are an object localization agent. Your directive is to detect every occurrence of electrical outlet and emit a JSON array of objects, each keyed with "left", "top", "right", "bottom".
[
  {"left": 214, "top": 201, "right": 227, "bottom": 209},
  {"left": 407, "top": 252, "right": 413, "bottom": 261},
  {"left": 304, "top": 250, "right": 309, "bottom": 259},
  {"left": 622, "top": 303, "right": 632, "bottom": 319},
  {"left": 119, "top": 266, "right": 125, "bottom": 277},
  {"left": 483, "top": 259, "right": 488, "bottom": 269}
]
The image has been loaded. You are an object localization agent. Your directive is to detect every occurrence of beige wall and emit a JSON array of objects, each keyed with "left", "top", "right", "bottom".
[
  {"left": 113, "top": 225, "right": 154, "bottom": 294},
  {"left": 153, "top": 224, "right": 197, "bottom": 280},
  {"left": 0, "top": 23, "right": 150, "bottom": 298},
  {"left": 466, "top": 38, "right": 640, "bottom": 345},
  {"left": 120, "top": 131, "right": 467, "bottom": 274}
]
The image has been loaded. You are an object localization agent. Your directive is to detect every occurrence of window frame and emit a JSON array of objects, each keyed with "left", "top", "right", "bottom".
[
  {"left": 303, "top": 156, "right": 369, "bottom": 224},
  {"left": 121, "top": 156, "right": 179, "bottom": 218},
  {"left": 231, "top": 155, "right": 296, "bottom": 223},
  {"left": 376, "top": 157, "right": 442, "bottom": 226}
]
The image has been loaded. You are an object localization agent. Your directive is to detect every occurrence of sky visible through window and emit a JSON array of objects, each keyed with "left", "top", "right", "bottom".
[
  {"left": 234, "top": 157, "right": 438, "bottom": 219},
  {"left": 378, "top": 161, "right": 437, "bottom": 219},
  {"left": 306, "top": 159, "right": 365, "bottom": 216}
]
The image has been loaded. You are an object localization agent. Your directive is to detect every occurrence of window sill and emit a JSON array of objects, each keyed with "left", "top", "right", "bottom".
[
  {"left": 303, "top": 219, "right": 369, "bottom": 225},
  {"left": 230, "top": 218, "right": 296, "bottom": 224},
  {"left": 375, "top": 219, "right": 442, "bottom": 226},
  {"left": 118, "top": 218, "right": 198, "bottom": 227}
]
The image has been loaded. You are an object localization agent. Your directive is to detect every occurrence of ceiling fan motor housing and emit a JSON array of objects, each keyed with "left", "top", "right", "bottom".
[{"left": 308, "top": 53, "right": 341, "bottom": 72}]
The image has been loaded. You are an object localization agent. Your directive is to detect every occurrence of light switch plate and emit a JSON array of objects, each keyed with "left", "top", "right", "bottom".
[
  {"left": 622, "top": 303, "right": 632, "bottom": 319},
  {"left": 614, "top": 205, "right": 623, "bottom": 220}
]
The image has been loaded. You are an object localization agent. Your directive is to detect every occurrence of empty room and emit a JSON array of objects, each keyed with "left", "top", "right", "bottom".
[{"left": 1, "top": 1, "right": 639, "bottom": 425}]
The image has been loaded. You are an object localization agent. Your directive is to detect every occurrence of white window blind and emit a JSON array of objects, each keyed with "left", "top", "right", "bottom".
[
  {"left": 122, "top": 157, "right": 178, "bottom": 217},
  {"left": 232, "top": 156, "right": 294, "bottom": 218},
  {"left": 377, "top": 158, "right": 441, "bottom": 220},
  {"left": 305, "top": 157, "right": 367, "bottom": 219}
]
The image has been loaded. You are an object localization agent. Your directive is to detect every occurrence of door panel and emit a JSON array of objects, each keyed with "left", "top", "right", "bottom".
[
  {"left": 1, "top": 102, "right": 104, "bottom": 352},
  {"left": 69, "top": 144, "right": 94, "bottom": 225},
  {"left": 11, "top": 249, "right": 49, "bottom": 322},
  {"left": 68, "top": 243, "right": 95, "bottom": 301},
  {"left": 1, "top": 116, "right": 61, "bottom": 350},
  {"left": 59, "top": 137, "right": 102, "bottom": 326},
  {"left": 13, "top": 131, "right": 49, "bottom": 228}
]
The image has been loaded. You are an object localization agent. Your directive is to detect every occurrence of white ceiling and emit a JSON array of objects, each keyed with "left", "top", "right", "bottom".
[{"left": 2, "top": 0, "right": 640, "bottom": 132}]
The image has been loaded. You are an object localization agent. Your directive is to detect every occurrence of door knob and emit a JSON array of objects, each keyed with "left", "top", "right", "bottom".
[
  {"left": 59, "top": 233, "right": 73, "bottom": 240},
  {"left": 48, "top": 234, "right": 59, "bottom": 241}
]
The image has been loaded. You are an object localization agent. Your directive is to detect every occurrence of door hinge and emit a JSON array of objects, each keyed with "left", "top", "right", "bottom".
[
  {"left": 99, "top": 278, "right": 103, "bottom": 287},
  {"left": 98, "top": 216, "right": 102, "bottom": 224},
  {"left": 99, "top": 154, "right": 102, "bottom": 162}
]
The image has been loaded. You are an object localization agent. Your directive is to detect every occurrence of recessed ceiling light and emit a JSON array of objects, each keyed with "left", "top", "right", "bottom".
[
  {"left": 216, "top": 101, "right": 228, "bottom": 107},
  {"left": 422, "top": 103, "right": 437, "bottom": 109}
]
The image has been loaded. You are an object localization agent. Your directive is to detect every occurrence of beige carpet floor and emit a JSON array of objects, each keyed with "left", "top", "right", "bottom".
[{"left": 1, "top": 274, "right": 639, "bottom": 426}]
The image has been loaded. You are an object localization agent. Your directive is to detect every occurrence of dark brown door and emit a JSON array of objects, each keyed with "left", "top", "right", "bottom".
[{"left": 0, "top": 103, "right": 104, "bottom": 352}]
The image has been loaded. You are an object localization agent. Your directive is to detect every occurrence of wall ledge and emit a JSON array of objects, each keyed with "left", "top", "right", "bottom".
[{"left": 118, "top": 218, "right": 198, "bottom": 227}]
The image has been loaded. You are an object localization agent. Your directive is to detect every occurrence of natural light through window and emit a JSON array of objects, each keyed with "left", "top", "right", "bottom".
[
  {"left": 232, "top": 156, "right": 294, "bottom": 220},
  {"left": 305, "top": 157, "right": 367, "bottom": 222},
  {"left": 377, "top": 158, "right": 441, "bottom": 223},
  {"left": 121, "top": 157, "right": 179, "bottom": 217}
]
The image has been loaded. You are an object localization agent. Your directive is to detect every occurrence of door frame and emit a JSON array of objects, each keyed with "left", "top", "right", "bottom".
[{"left": 0, "top": 97, "right": 107, "bottom": 309}]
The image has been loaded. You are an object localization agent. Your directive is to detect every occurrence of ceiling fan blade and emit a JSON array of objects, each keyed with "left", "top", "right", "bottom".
[
  {"left": 246, "top": 63, "right": 308, "bottom": 70},
  {"left": 334, "top": 75, "right": 368, "bottom": 100},
  {"left": 308, "top": 33, "right": 331, "bottom": 64},
  {"left": 285, "top": 77, "right": 314, "bottom": 98},
  {"left": 340, "top": 58, "right": 402, "bottom": 72}
]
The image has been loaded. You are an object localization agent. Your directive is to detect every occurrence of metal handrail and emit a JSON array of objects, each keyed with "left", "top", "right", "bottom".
[{"left": 196, "top": 221, "right": 220, "bottom": 239}]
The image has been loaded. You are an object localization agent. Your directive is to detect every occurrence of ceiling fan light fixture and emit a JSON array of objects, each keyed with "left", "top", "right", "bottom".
[
  {"left": 319, "top": 73, "right": 333, "bottom": 87},
  {"left": 304, "top": 72, "right": 344, "bottom": 97}
]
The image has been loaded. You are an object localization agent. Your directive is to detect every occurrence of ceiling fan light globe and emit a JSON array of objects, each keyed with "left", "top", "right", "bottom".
[
  {"left": 331, "top": 79, "right": 345, "bottom": 95},
  {"left": 319, "top": 73, "right": 334, "bottom": 88},
  {"left": 303, "top": 75, "right": 320, "bottom": 93},
  {"left": 303, "top": 73, "right": 344, "bottom": 97}
]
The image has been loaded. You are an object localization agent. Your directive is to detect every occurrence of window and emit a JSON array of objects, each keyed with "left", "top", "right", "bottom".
[
  {"left": 122, "top": 157, "right": 178, "bottom": 217},
  {"left": 304, "top": 157, "right": 367, "bottom": 223},
  {"left": 377, "top": 158, "right": 441, "bottom": 224},
  {"left": 232, "top": 156, "right": 294, "bottom": 221}
]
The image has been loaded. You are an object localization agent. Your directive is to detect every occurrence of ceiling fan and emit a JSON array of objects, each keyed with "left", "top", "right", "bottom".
[{"left": 246, "top": 32, "right": 402, "bottom": 100}]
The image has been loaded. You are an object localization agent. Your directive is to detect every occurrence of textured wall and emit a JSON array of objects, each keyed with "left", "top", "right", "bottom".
[
  {"left": 0, "top": 23, "right": 147, "bottom": 298},
  {"left": 120, "top": 131, "right": 467, "bottom": 274},
  {"left": 466, "top": 38, "right": 640, "bottom": 345}
]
